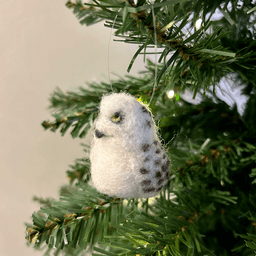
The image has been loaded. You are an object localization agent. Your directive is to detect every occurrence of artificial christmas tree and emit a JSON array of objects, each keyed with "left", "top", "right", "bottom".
[{"left": 25, "top": 0, "right": 256, "bottom": 255}]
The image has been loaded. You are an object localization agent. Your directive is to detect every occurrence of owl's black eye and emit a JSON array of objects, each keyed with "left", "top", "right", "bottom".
[{"left": 111, "top": 112, "right": 123, "bottom": 124}]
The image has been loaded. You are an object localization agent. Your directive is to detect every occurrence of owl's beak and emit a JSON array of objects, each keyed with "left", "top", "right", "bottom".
[{"left": 95, "top": 129, "right": 105, "bottom": 138}]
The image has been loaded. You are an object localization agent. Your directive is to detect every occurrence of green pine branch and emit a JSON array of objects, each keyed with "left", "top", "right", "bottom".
[
  {"left": 25, "top": 183, "right": 126, "bottom": 254},
  {"left": 64, "top": 0, "right": 256, "bottom": 96},
  {"left": 66, "top": 157, "right": 91, "bottom": 184},
  {"left": 66, "top": 144, "right": 91, "bottom": 185}
]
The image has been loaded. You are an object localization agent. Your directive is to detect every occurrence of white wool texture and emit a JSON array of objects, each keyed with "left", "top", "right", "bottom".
[{"left": 90, "top": 92, "right": 170, "bottom": 198}]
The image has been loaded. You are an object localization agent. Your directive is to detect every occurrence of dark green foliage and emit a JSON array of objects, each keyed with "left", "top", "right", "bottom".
[
  {"left": 66, "top": 0, "right": 256, "bottom": 96},
  {"left": 26, "top": 0, "right": 256, "bottom": 255}
]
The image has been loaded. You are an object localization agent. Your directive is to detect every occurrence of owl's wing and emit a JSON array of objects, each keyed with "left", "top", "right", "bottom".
[{"left": 130, "top": 137, "right": 171, "bottom": 198}]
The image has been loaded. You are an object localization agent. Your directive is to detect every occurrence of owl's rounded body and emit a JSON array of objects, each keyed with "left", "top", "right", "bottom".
[{"left": 90, "top": 92, "right": 170, "bottom": 198}]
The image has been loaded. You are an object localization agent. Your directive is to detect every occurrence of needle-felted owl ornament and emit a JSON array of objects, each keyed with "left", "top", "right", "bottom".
[{"left": 90, "top": 92, "right": 170, "bottom": 198}]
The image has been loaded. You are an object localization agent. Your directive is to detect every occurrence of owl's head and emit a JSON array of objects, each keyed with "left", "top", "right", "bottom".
[{"left": 93, "top": 92, "right": 157, "bottom": 149}]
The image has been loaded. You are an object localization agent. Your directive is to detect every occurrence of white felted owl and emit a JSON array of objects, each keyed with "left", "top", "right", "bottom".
[{"left": 89, "top": 92, "right": 170, "bottom": 198}]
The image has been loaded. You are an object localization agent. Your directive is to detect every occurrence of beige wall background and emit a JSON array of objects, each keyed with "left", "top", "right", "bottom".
[{"left": 0, "top": 1, "right": 145, "bottom": 255}]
